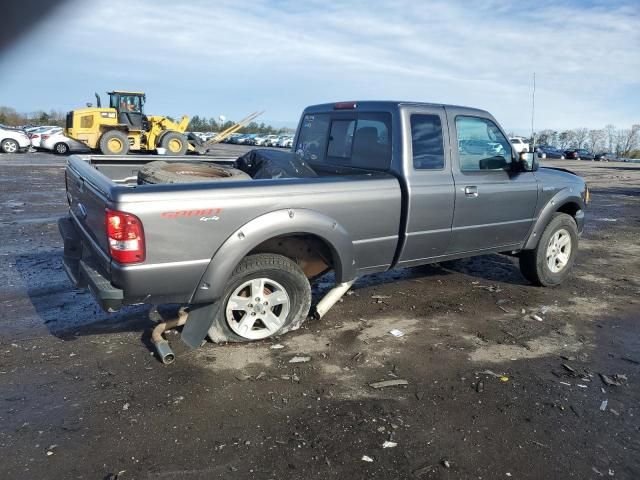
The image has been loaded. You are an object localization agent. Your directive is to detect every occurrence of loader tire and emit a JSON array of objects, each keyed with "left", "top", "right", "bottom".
[
  {"left": 137, "top": 160, "right": 251, "bottom": 185},
  {"left": 99, "top": 130, "right": 130, "bottom": 155},
  {"left": 159, "top": 131, "right": 188, "bottom": 155}
]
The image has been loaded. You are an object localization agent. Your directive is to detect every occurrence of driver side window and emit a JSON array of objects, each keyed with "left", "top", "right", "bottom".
[{"left": 455, "top": 116, "right": 513, "bottom": 171}]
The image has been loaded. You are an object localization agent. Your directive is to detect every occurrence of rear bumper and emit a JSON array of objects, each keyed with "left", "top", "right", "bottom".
[{"left": 58, "top": 216, "right": 124, "bottom": 312}]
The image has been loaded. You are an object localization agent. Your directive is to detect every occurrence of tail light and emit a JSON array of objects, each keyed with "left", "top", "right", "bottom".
[
  {"left": 105, "top": 209, "right": 145, "bottom": 263},
  {"left": 31, "top": 134, "right": 40, "bottom": 139},
  {"left": 42, "top": 134, "right": 50, "bottom": 141}
]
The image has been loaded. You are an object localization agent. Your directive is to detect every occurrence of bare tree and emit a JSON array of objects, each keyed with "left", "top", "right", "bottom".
[
  {"left": 536, "top": 129, "right": 558, "bottom": 147},
  {"left": 558, "top": 130, "right": 575, "bottom": 150},
  {"left": 573, "top": 128, "right": 589, "bottom": 149},
  {"left": 604, "top": 124, "right": 616, "bottom": 152},
  {"left": 616, "top": 124, "right": 640, "bottom": 156},
  {"left": 587, "top": 129, "right": 605, "bottom": 153}
]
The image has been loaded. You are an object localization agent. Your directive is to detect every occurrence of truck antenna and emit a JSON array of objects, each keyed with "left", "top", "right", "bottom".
[{"left": 530, "top": 72, "right": 536, "bottom": 148}]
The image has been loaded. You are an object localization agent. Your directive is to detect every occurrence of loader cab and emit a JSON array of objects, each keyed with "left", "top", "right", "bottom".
[{"left": 109, "top": 91, "right": 145, "bottom": 131}]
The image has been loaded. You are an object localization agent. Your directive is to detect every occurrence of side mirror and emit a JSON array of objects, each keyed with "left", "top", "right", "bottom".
[
  {"left": 86, "top": 102, "right": 93, "bottom": 108},
  {"left": 518, "top": 151, "right": 538, "bottom": 172}
]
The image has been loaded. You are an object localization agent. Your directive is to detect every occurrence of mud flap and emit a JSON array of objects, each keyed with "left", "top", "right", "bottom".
[{"left": 180, "top": 302, "right": 220, "bottom": 348}]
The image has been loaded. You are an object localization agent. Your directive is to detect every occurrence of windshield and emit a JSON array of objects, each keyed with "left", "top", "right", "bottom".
[{"left": 295, "top": 112, "right": 392, "bottom": 170}]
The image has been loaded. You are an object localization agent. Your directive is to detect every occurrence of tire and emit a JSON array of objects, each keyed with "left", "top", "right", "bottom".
[
  {"left": 99, "top": 130, "right": 130, "bottom": 155},
  {"left": 159, "top": 131, "right": 188, "bottom": 155},
  {"left": 1, "top": 139, "right": 19, "bottom": 153},
  {"left": 137, "top": 160, "right": 251, "bottom": 184},
  {"left": 54, "top": 142, "right": 69, "bottom": 155},
  {"left": 207, "top": 254, "right": 312, "bottom": 343},
  {"left": 519, "top": 213, "right": 578, "bottom": 287}
]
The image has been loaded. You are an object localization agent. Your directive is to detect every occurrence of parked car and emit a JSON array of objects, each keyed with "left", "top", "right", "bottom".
[
  {"left": 58, "top": 100, "right": 588, "bottom": 362},
  {"left": 594, "top": 152, "right": 615, "bottom": 162},
  {"left": 0, "top": 124, "right": 31, "bottom": 153},
  {"left": 565, "top": 149, "right": 594, "bottom": 160},
  {"left": 263, "top": 135, "right": 281, "bottom": 147},
  {"left": 29, "top": 126, "right": 63, "bottom": 148},
  {"left": 536, "top": 146, "right": 565, "bottom": 159},
  {"left": 41, "top": 131, "right": 89, "bottom": 155},
  {"left": 277, "top": 135, "right": 293, "bottom": 148},
  {"left": 510, "top": 137, "right": 530, "bottom": 153}
]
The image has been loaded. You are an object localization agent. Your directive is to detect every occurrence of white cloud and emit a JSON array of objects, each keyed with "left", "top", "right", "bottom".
[{"left": 0, "top": 0, "right": 638, "bottom": 130}]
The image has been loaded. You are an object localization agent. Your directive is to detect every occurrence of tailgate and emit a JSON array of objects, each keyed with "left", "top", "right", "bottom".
[{"left": 65, "top": 160, "right": 112, "bottom": 271}]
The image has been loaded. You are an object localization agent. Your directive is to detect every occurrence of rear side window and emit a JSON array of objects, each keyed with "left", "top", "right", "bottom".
[
  {"left": 296, "top": 112, "right": 392, "bottom": 170},
  {"left": 410, "top": 114, "right": 445, "bottom": 170}
]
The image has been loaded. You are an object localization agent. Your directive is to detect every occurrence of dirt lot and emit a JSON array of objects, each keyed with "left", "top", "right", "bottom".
[{"left": 1, "top": 150, "right": 639, "bottom": 479}]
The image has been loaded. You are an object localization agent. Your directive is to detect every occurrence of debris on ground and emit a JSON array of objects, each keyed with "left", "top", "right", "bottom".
[
  {"left": 289, "top": 356, "right": 311, "bottom": 363},
  {"left": 235, "top": 373, "right": 252, "bottom": 381},
  {"left": 389, "top": 329, "right": 405, "bottom": 337},
  {"left": 45, "top": 445, "right": 58, "bottom": 456},
  {"left": 371, "top": 295, "right": 391, "bottom": 300},
  {"left": 361, "top": 455, "right": 374, "bottom": 462},
  {"left": 473, "top": 284, "right": 502, "bottom": 292},
  {"left": 442, "top": 459, "right": 451, "bottom": 468},
  {"left": 122, "top": 403, "right": 130, "bottom": 411},
  {"left": 476, "top": 381, "right": 484, "bottom": 393},
  {"left": 382, "top": 441, "right": 397, "bottom": 448},
  {"left": 600, "top": 400, "right": 608, "bottom": 411},
  {"left": 530, "top": 314, "right": 543, "bottom": 322},
  {"left": 478, "top": 370, "right": 502, "bottom": 378},
  {"left": 500, "top": 376, "right": 509, "bottom": 382},
  {"left": 599, "top": 373, "right": 627, "bottom": 387},
  {"left": 270, "top": 344, "right": 285, "bottom": 349},
  {"left": 369, "top": 379, "right": 409, "bottom": 389}
]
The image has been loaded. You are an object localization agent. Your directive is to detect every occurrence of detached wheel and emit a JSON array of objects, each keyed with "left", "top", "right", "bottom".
[
  {"left": 54, "top": 142, "right": 69, "bottom": 155},
  {"left": 1, "top": 139, "right": 19, "bottom": 153},
  {"left": 160, "top": 131, "right": 188, "bottom": 155},
  {"left": 207, "top": 254, "right": 311, "bottom": 343},
  {"left": 99, "top": 130, "right": 130, "bottom": 155},
  {"left": 519, "top": 213, "right": 578, "bottom": 286}
]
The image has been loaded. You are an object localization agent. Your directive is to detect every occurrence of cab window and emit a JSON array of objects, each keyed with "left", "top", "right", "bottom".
[{"left": 455, "top": 116, "right": 513, "bottom": 171}]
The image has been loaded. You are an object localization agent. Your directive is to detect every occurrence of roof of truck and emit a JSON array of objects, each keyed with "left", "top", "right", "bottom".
[{"left": 304, "top": 100, "right": 490, "bottom": 116}]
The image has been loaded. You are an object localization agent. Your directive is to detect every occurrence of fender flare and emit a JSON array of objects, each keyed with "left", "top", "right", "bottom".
[
  {"left": 190, "top": 208, "right": 356, "bottom": 304},
  {"left": 523, "top": 188, "right": 585, "bottom": 250}
]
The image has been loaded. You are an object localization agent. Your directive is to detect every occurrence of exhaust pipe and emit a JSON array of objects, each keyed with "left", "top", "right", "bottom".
[
  {"left": 151, "top": 308, "right": 188, "bottom": 364},
  {"left": 314, "top": 280, "right": 356, "bottom": 320}
]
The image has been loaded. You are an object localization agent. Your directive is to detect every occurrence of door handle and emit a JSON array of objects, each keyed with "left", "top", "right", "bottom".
[{"left": 464, "top": 186, "right": 478, "bottom": 197}]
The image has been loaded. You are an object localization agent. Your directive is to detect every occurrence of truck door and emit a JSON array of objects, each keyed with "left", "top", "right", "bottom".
[
  {"left": 397, "top": 106, "right": 456, "bottom": 266},
  {"left": 447, "top": 112, "right": 538, "bottom": 254}
]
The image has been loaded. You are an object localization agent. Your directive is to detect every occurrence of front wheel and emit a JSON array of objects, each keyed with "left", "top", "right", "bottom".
[
  {"left": 1, "top": 139, "right": 19, "bottom": 153},
  {"left": 519, "top": 213, "right": 578, "bottom": 286},
  {"left": 207, "top": 254, "right": 312, "bottom": 342}
]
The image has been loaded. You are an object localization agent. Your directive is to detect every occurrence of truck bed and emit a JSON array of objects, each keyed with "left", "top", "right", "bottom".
[{"left": 64, "top": 154, "right": 402, "bottom": 305}]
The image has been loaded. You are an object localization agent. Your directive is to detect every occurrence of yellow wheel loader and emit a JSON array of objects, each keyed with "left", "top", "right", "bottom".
[{"left": 65, "top": 91, "right": 263, "bottom": 155}]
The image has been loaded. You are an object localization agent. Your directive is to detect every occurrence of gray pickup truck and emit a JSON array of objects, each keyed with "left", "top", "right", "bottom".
[{"left": 59, "top": 101, "right": 588, "bottom": 358}]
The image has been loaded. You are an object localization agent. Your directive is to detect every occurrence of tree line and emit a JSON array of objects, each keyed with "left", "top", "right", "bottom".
[
  {"left": 510, "top": 125, "right": 640, "bottom": 158},
  {"left": 0, "top": 106, "right": 294, "bottom": 135}
]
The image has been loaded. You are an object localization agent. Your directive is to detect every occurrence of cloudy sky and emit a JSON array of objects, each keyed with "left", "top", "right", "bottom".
[{"left": 0, "top": 0, "right": 638, "bottom": 132}]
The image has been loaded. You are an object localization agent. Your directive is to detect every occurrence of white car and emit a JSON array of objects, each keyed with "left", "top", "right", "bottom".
[
  {"left": 263, "top": 134, "right": 281, "bottom": 146},
  {"left": 40, "top": 131, "right": 89, "bottom": 155},
  {"left": 0, "top": 124, "right": 31, "bottom": 153},
  {"left": 29, "top": 126, "right": 63, "bottom": 148},
  {"left": 277, "top": 135, "right": 293, "bottom": 148},
  {"left": 509, "top": 137, "right": 530, "bottom": 153}
]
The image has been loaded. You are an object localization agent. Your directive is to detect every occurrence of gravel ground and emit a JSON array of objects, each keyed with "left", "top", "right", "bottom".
[{"left": 1, "top": 150, "right": 639, "bottom": 479}]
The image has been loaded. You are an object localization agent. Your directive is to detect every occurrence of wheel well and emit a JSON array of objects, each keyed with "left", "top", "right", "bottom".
[
  {"left": 556, "top": 202, "right": 581, "bottom": 223},
  {"left": 248, "top": 234, "right": 335, "bottom": 279}
]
